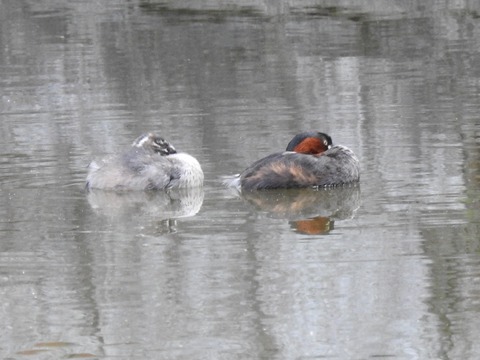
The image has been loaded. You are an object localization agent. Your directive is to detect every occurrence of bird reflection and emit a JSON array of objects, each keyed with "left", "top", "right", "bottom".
[
  {"left": 86, "top": 187, "right": 204, "bottom": 233},
  {"left": 293, "top": 217, "right": 334, "bottom": 235},
  {"left": 239, "top": 186, "right": 360, "bottom": 235}
]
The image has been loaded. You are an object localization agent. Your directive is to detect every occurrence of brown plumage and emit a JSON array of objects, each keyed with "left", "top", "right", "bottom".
[{"left": 228, "top": 131, "right": 360, "bottom": 190}]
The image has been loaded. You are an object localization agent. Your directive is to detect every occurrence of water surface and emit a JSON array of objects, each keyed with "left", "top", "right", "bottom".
[{"left": 1, "top": 1, "right": 480, "bottom": 359}]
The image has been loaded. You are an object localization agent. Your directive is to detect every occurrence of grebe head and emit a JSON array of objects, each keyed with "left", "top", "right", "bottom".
[
  {"left": 285, "top": 131, "right": 332, "bottom": 155},
  {"left": 132, "top": 133, "right": 177, "bottom": 155}
]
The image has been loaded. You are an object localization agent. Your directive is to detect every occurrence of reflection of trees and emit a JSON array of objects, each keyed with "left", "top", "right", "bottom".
[
  {"left": 3, "top": 0, "right": 480, "bottom": 180},
  {"left": 1, "top": 1, "right": 480, "bottom": 358},
  {"left": 419, "top": 131, "right": 480, "bottom": 358}
]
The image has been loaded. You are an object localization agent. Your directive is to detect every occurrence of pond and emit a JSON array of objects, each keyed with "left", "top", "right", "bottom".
[{"left": 1, "top": 1, "right": 480, "bottom": 359}]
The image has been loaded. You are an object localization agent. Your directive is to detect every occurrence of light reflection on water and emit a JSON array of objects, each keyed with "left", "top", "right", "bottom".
[{"left": 1, "top": 1, "right": 480, "bottom": 359}]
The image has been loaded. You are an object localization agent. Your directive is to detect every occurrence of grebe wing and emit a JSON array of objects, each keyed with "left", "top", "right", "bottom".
[
  {"left": 239, "top": 152, "right": 318, "bottom": 190},
  {"left": 96, "top": 150, "right": 174, "bottom": 190},
  {"left": 240, "top": 147, "right": 359, "bottom": 190}
]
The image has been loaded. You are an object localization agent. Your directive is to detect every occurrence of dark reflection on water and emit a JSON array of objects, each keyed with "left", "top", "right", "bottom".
[
  {"left": 1, "top": 0, "right": 480, "bottom": 359},
  {"left": 238, "top": 186, "right": 360, "bottom": 234}
]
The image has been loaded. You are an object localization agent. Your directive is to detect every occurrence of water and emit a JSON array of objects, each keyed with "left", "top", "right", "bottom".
[{"left": 1, "top": 1, "right": 480, "bottom": 359}]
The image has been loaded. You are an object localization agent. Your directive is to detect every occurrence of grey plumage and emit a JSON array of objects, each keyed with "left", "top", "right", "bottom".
[{"left": 86, "top": 133, "right": 203, "bottom": 191}]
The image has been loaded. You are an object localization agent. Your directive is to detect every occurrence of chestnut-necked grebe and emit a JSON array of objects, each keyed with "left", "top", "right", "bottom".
[
  {"left": 228, "top": 131, "right": 359, "bottom": 190},
  {"left": 86, "top": 133, "right": 204, "bottom": 191}
]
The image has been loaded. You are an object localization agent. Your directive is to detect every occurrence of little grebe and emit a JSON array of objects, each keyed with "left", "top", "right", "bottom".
[
  {"left": 228, "top": 131, "right": 359, "bottom": 190},
  {"left": 86, "top": 133, "right": 203, "bottom": 191}
]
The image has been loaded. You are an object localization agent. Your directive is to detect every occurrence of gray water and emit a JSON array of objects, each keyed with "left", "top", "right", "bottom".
[{"left": 1, "top": 1, "right": 480, "bottom": 359}]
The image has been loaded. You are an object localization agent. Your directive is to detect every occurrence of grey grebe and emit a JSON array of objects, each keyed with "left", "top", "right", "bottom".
[{"left": 86, "top": 133, "right": 203, "bottom": 191}]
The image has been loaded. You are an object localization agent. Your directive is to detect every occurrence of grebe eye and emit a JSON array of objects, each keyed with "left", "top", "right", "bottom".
[{"left": 324, "top": 140, "right": 328, "bottom": 146}]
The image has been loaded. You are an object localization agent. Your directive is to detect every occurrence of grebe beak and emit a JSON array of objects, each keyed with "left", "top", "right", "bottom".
[{"left": 166, "top": 143, "right": 176, "bottom": 154}]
